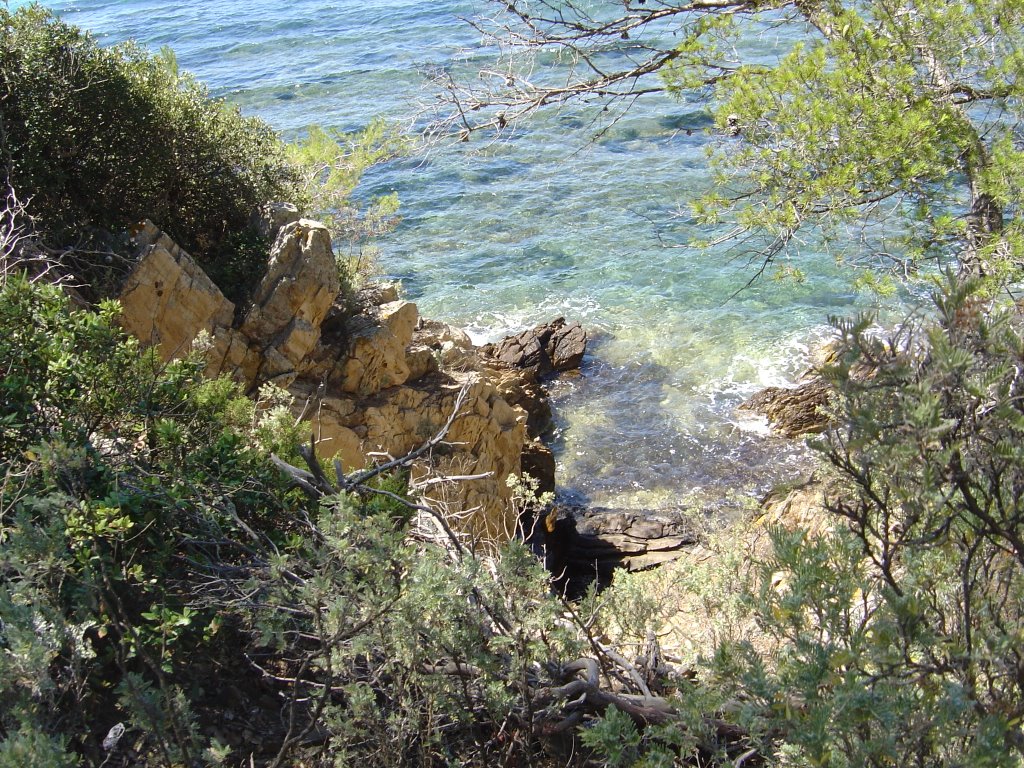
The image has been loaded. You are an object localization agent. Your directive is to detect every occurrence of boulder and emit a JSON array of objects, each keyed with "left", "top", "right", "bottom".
[
  {"left": 739, "top": 377, "right": 832, "bottom": 438},
  {"left": 405, "top": 344, "right": 440, "bottom": 383},
  {"left": 414, "top": 318, "right": 480, "bottom": 372},
  {"left": 205, "top": 327, "right": 262, "bottom": 384},
  {"left": 489, "top": 332, "right": 547, "bottom": 376},
  {"left": 476, "top": 316, "right": 587, "bottom": 440},
  {"left": 239, "top": 220, "right": 340, "bottom": 388},
  {"left": 357, "top": 280, "right": 401, "bottom": 308},
  {"left": 537, "top": 506, "right": 702, "bottom": 595},
  {"left": 118, "top": 221, "right": 234, "bottom": 360},
  {"left": 483, "top": 317, "right": 587, "bottom": 379},
  {"left": 546, "top": 318, "right": 587, "bottom": 371},
  {"left": 252, "top": 201, "right": 301, "bottom": 241},
  {"left": 335, "top": 301, "right": 418, "bottom": 395},
  {"left": 568, "top": 507, "right": 700, "bottom": 571}
]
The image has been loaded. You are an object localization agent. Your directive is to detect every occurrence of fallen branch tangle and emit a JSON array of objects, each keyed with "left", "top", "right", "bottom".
[{"left": 268, "top": 380, "right": 758, "bottom": 764}]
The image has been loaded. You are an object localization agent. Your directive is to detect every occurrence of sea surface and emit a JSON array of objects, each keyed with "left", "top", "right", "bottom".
[{"left": 26, "top": 0, "right": 893, "bottom": 513}]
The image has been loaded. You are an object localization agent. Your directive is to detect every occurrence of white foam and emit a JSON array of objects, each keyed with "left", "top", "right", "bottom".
[
  {"left": 459, "top": 294, "right": 605, "bottom": 345},
  {"left": 703, "top": 322, "right": 835, "bottom": 400},
  {"left": 733, "top": 411, "right": 774, "bottom": 436}
]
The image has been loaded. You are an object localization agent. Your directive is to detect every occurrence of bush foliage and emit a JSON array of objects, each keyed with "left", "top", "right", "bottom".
[
  {"left": 0, "top": 275, "right": 580, "bottom": 766},
  {"left": 787, "top": 275, "right": 1024, "bottom": 765},
  {"left": 4, "top": 4, "right": 1024, "bottom": 768},
  {"left": 0, "top": 5, "right": 300, "bottom": 297},
  {"left": 572, "top": 277, "right": 1024, "bottom": 768}
]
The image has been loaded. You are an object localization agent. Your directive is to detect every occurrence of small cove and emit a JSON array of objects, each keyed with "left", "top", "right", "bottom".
[{"left": 30, "top": 0, "right": 898, "bottom": 510}]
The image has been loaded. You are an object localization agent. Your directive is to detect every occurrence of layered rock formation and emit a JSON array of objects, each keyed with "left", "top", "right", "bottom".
[
  {"left": 119, "top": 222, "right": 236, "bottom": 361},
  {"left": 541, "top": 506, "right": 701, "bottom": 595},
  {"left": 117, "top": 216, "right": 584, "bottom": 542},
  {"left": 122, "top": 213, "right": 339, "bottom": 390}
]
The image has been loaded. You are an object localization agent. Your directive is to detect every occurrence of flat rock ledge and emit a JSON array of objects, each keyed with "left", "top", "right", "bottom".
[{"left": 539, "top": 506, "right": 702, "bottom": 595}]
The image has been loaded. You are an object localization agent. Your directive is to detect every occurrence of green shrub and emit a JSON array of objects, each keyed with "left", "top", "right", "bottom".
[
  {"left": 286, "top": 120, "right": 404, "bottom": 291},
  {"left": 0, "top": 276, "right": 590, "bottom": 766},
  {"left": 702, "top": 275, "right": 1024, "bottom": 767},
  {"left": 0, "top": 276, "right": 308, "bottom": 762},
  {"left": 0, "top": 5, "right": 301, "bottom": 299}
]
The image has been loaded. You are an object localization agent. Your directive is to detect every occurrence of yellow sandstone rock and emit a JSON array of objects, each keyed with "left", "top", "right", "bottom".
[
  {"left": 118, "top": 221, "right": 234, "bottom": 361},
  {"left": 119, "top": 220, "right": 534, "bottom": 542}
]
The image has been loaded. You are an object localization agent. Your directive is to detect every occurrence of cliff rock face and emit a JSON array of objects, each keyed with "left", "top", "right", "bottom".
[
  {"left": 117, "top": 220, "right": 533, "bottom": 540},
  {"left": 293, "top": 297, "right": 529, "bottom": 542},
  {"left": 236, "top": 219, "right": 340, "bottom": 387},
  {"left": 118, "top": 222, "right": 235, "bottom": 361}
]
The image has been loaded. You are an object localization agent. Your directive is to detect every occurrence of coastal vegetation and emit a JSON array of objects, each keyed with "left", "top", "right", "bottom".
[
  {"left": 2, "top": 2, "right": 1024, "bottom": 768},
  {"left": 0, "top": 4, "right": 401, "bottom": 303},
  {"left": 0, "top": 5, "right": 297, "bottom": 301},
  {"left": 441, "top": 0, "right": 1024, "bottom": 763}
]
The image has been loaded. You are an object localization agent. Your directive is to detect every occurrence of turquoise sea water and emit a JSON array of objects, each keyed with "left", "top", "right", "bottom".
[{"left": 29, "top": 0, "right": 888, "bottom": 511}]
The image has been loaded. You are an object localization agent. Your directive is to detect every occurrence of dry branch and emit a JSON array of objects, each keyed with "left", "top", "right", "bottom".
[{"left": 269, "top": 378, "right": 759, "bottom": 762}]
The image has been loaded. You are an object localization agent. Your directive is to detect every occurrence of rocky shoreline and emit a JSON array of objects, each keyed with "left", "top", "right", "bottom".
[
  {"left": 116, "top": 204, "right": 829, "bottom": 590},
  {"left": 117, "top": 207, "right": 589, "bottom": 543}
]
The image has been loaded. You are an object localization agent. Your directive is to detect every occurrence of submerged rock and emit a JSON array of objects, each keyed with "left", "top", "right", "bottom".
[
  {"left": 546, "top": 318, "right": 588, "bottom": 371},
  {"left": 480, "top": 316, "right": 588, "bottom": 443},
  {"left": 740, "top": 343, "right": 868, "bottom": 439}
]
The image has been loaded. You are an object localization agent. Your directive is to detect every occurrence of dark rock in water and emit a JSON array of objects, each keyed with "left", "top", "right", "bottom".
[
  {"left": 481, "top": 317, "right": 587, "bottom": 441},
  {"left": 739, "top": 341, "right": 872, "bottom": 439},
  {"left": 536, "top": 505, "right": 701, "bottom": 596},
  {"left": 490, "top": 332, "right": 548, "bottom": 375},
  {"left": 483, "top": 317, "right": 588, "bottom": 379},
  {"left": 740, "top": 377, "right": 832, "bottom": 438},
  {"left": 546, "top": 318, "right": 587, "bottom": 372}
]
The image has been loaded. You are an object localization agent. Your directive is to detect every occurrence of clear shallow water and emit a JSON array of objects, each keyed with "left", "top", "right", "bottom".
[{"left": 29, "top": 0, "right": 889, "bottom": 509}]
